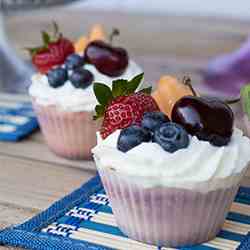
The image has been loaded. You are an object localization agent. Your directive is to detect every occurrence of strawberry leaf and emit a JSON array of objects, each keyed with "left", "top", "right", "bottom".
[
  {"left": 94, "top": 104, "right": 105, "bottom": 120},
  {"left": 41, "top": 31, "right": 51, "bottom": 47},
  {"left": 94, "top": 82, "right": 113, "bottom": 106},
  {"left": 241, "top": 84, "right": 250, "bottom": 119},
  {"left": 125, "top": 73, "right": 144, "bottom": 95},
  {"left": 112, "top": 79, "right": 128, "bottom": 97},
  {"left": 25, "top": 46, "right": 46, "bottom": 57},
  {"left": 139, "top": 86, "right": 152, "bottom": 95}
]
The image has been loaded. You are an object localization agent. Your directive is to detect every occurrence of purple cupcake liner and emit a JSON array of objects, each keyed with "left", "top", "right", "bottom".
[{"left": 97, "top": 167, "right": 241, "bottom": 248}]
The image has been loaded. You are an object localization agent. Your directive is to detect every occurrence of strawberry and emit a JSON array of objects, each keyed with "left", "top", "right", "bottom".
[
  {"left": 93, "top": 73, "right": 159, "bottom": 139},
  {"left": 27, "top": 22, "right": 74, "bottom": 74},
  {"left": 133, "top": 92, "right": 159, "bottom": 113}
]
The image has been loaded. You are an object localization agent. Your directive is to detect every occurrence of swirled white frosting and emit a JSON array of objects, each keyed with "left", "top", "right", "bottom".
[
  {"left": 29, "top": 61, "right": 142, "bottom": 112},
  {"left": 92, "top": 128, "right": 250, "bottom": 189}
]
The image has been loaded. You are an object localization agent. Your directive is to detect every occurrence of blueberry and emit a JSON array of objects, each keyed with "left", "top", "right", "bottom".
[
  {"left": 142, "top": 112, "right": 170, "bottom": 132},
  {"left": 117, "top": 125, "right": 151, "bottom": 152},
  {"left": 65, "top": 54, "right": 85, "bottom": 70},
  {"left": 47, "top": 67, "right": 68, "bottom": 88},
  {"left": 153, "top": 122, "right": 189, "bottom": 153},
  {"left": 69, "top": 68, "right": 94, "bottom": 89}
]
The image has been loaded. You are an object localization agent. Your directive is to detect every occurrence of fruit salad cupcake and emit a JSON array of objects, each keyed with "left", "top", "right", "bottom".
[
  {"left": 92, "top": 75, "right": 250, "bottom": 247},
  {"left": 28, "top": 23, "right": 142, "bottom": 159}
]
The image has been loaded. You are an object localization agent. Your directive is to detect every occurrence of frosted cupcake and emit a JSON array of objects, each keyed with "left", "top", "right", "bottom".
[
  {"left": 92, "top": 75, "right": 250, "bottom": 247},
  {"left": 28, "top": 24, "right": 142, "bottom": 159}
]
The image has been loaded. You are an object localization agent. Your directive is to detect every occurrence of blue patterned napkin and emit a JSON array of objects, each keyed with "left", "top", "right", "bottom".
[{"left": 0, "top": 101, "right": 38, "bottom": 141}]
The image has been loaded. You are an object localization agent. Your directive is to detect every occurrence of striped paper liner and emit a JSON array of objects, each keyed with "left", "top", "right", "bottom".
[
  {"left": 98, "top": 167, "right": 243, "bottom": 248},
  {"left": 32, "top": 99, "right": 100, "bottom": 160}
]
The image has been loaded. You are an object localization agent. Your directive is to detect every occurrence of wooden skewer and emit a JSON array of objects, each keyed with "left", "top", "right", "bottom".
[
  {"left": 72, "top": 228, "right": 175, "bottom": 250},
  {"left": 43, "top": 209, "right": 247, "bottom": 250},
  {"left": 230, "top": 202, "right": 250, "bottom": 216},
  {"left": 204, "top": 237, "right": 240, "bottom": 250}
]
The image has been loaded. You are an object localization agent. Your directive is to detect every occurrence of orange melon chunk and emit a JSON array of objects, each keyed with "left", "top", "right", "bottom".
[
  {"left": 89, "top": 24, "right": 106, "bottom": 42},
  {"left": 152, "top": 75, "right": 193, "bottom": 118},
  {"left": 74, "top": 36, "right": 89, "bottom": 54}
]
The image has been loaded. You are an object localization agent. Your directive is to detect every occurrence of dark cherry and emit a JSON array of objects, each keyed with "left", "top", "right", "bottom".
[
  {"left": 84, "top": 40, "right": 129, "bottom": 77},
  {"left": 171, "top": 96, "right": 234, "bottom": 146}
]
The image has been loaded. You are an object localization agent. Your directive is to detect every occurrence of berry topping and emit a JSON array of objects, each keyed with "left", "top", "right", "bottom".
[
  {"left": 152, "top": 75, "right": 193, "bottom": 117},
  {"left": 142, "top": 111, "right": 170, "bottom": 133},
  {"left": 153, "top": 122, "right": 189, "bottom": 153},
  {"left": 171, "top": 95, "right": 234, "bottom": 146},
  {"left": 93, "top": 73, "right": 159, "bottom": 139},
  {"left": 65, "top": 54, "right": 85, "bottom": 70},
  {"left": 69, "top": 68, "right": 94, "bottom": 89},
  {"left": 27, "top": 22, "right": 74, "bottom": 73},
  {"left": 47, "top": 67, "right": 68, "bottom": 88},
  {"left": 117, "top": 125, "right": 151, "bottom": 152},
  {"left": 84, "top": 36, "right": 129, "bottom": 77}
]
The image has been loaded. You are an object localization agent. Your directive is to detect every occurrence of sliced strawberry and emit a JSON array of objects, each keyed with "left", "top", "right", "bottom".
[
  {"left": 93, "top": 73, "right": 159, "bottom": 139},
  {"left": 27, "top": 22, "right": 74, "bottom": 73}
]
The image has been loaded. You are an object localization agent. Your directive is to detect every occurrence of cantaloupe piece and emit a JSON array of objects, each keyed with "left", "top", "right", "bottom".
[
  {"left": 74, "top": 36, "right": 89, "bottom": 53},
  {"left": 89, "top": 24, "right": 106, "bottom": 42},
  {"left": 152, "top": 75, "right": 193, "bottom": 118}
]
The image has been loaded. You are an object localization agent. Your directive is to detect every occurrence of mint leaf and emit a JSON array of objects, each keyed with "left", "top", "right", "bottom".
[
  {"left": 94, "top": 82, "right": 113, "bottom": 106},
  {"left": 241, "top": 84, "right": 250, "bottom": 119},
  {"left": 140, "top": 86, "right": 152, "bottom": 95},
  {"left": 125, "top": 73, "right": 144, "bottom": 95},
  {"left": 41, "top": 31, "right": 51, "bottom": 47},
  {"left": 94, "top": 104, "right": 105, "bottom": 120},
  {"left": 112, "top": 79, "right": 127, "bottom": 97}
]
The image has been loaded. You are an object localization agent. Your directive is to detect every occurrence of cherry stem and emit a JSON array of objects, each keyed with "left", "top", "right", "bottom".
[
  {"left": 182, "top": 76, "right": 197, "bottom": 96},
  {"left": 109, "top": 28, "right": 120, "bottom": 44},
  {"left": 224, "top": 98, "right": 241, "bottom": 105}
]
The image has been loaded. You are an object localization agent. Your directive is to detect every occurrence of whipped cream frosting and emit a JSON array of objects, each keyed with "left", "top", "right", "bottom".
[
  {"left": 29, "top": 61, "right": 142, "bottom": 112},
  {"left": 92, "top": 128, "right": 250, "bottom": 189}
]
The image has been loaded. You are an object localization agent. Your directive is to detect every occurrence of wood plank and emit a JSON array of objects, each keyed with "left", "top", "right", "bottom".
[
  {"left": 240, "top": 177, "right": 250, "bottom": 187},
  {"left": 0, "top": 155, "right": 94, "bottom": 210},
  {"left": 0, "top": 203, "right": 38, "bottom": 229},
  {"left": 0, "top": 136, "right": 96, "bottom": 171}
]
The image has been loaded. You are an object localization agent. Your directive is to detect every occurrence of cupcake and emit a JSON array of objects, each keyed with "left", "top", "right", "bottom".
[
  {"left": 92, "top": 75, "right": 250, "bottom": 247},
  {"left": 28, "top": 23, "right": 142, "bottom": 159}
]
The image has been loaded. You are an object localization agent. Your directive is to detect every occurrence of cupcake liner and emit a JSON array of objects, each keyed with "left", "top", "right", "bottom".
[
  {"left": 32, "top": 99, "right": 100, "bottom": 159},
  {"left": 96, "top": 162, "right": 243, "bottom": 248}
]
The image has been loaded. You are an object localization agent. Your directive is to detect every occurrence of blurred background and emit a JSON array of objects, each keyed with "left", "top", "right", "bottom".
[
  {"left": 73, "top": 0, "right": 250, "bottom": 19},
  {"left": 1, "top": 0, "right": 250, "bottom": 96}
]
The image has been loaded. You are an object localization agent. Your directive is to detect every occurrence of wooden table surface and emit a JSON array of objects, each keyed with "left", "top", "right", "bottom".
[{"left": 1, "top": 8, "right": 250, "bottom": 250}]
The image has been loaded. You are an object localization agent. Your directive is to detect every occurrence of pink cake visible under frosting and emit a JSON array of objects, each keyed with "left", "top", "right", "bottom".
[{"left": 33, "top": 99, "right": 99, "bottom": 159}]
